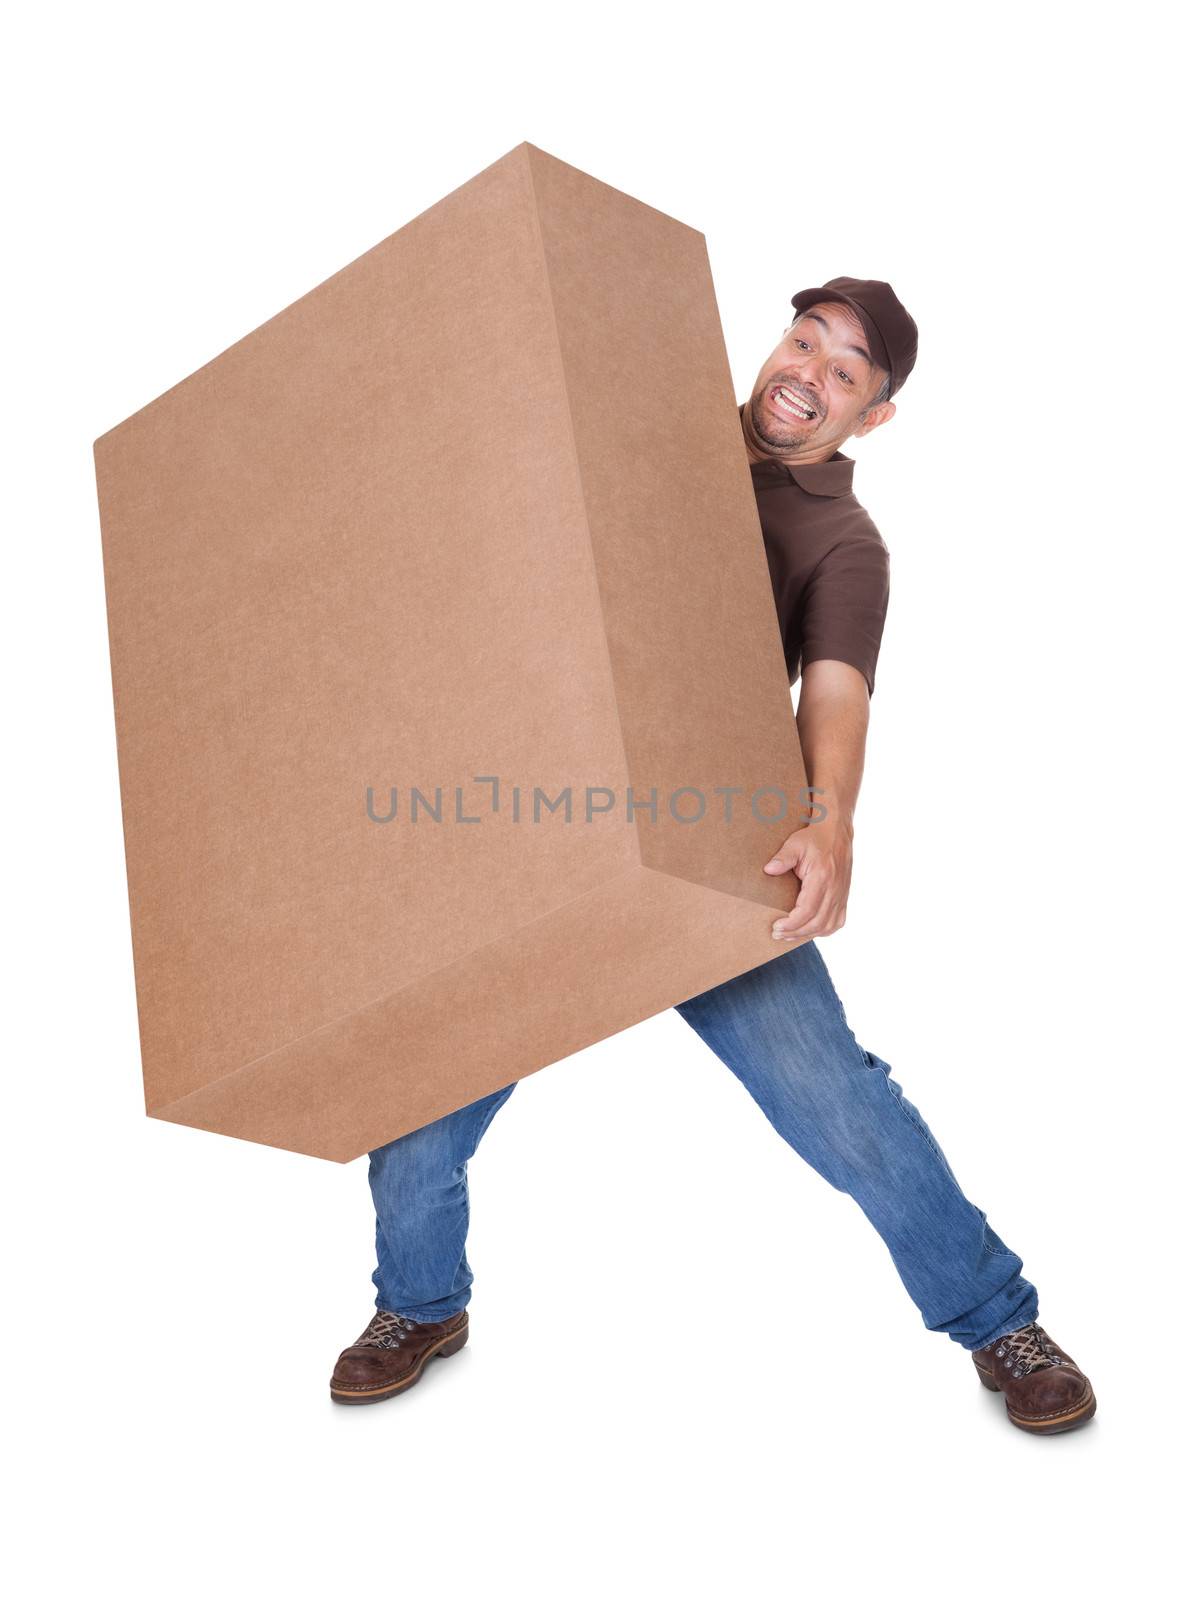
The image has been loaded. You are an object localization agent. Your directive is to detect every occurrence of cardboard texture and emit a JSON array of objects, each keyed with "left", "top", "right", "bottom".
[{"left": 94, "top": 141, "right": 808, "bottom": 1162}]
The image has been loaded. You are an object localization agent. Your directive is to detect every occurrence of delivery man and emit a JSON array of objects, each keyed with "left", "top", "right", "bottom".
[{"left": 329, "top": 278, "right": 1096, "bottom": 1435}]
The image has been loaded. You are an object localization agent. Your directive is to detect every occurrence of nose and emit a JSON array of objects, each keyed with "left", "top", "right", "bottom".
[{"left": 794, "top": 353, "right": 826, "bottom": 393}]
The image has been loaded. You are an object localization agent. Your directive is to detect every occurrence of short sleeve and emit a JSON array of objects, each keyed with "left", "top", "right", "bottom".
[{"left": 798, "top": 535, "right": 890, "bottom": 696}]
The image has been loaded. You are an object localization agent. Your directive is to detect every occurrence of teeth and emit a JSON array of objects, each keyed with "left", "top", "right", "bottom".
[{"left": 773, "top": 386, "right": 814, "bottom": 419}]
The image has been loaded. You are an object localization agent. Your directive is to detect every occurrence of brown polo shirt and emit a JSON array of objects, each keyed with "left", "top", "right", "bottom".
[{"left": 739, "top": 403, "right": 890, "bottom": 697}]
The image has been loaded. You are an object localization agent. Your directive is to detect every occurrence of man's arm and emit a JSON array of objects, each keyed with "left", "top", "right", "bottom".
[{"left": 764, "top": 658, "right": 870, "bottom": 941}]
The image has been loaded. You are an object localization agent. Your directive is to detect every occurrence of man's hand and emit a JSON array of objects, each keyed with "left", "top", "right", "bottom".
[{"left": 764, "top": 816, "right": 854, "bottom": 941}]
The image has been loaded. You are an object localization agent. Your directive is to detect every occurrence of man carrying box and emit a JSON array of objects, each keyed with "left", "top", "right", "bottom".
[{"left": 329, "top": 277, "right": 1096, "bottom": 1435}]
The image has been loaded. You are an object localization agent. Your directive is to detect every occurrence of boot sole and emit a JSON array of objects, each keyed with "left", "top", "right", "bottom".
[
  {"left": 330, "top": 1322, "right": 469, "bottom": 1405},
  {"left": 973, "top": 1359, "right": 1097, "bottom": 1433}
]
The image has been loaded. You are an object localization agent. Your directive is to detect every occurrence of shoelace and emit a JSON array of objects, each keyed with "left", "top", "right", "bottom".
[
  {"left": 355, "top": 1310, "right": 418, "bottom": 1349},
  {"left": 994, "top": 1323, "right": 1064, "bottom": 1380}
]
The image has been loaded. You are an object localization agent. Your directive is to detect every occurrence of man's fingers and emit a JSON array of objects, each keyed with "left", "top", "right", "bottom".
[
  {"left": 774, "top": 904, "right": 841, "bottom": 940},
  {"left": 763, "top": 834, "right": 804, "bottom": 873},
  {"left": 773, "top": 874, "right": 829, "bottom": 937}
]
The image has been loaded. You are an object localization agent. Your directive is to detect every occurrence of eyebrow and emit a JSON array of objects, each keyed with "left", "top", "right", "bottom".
[{"left": 798, "top": 312, "right": 873, "bottom": 370}]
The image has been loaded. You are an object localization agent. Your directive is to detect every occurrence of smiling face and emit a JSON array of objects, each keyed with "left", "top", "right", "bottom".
[{"left": 743, "top": 299, "right": 896, "bottom": 466}]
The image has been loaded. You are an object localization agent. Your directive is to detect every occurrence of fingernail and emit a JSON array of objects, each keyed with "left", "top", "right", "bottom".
[{"left": 765, "top": 860, "right": 783, "bottom": 872}]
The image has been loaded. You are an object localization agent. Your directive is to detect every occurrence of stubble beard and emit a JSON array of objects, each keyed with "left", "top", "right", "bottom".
[{"left": 751, "top": 386, "right": 815, "bottom": 451}]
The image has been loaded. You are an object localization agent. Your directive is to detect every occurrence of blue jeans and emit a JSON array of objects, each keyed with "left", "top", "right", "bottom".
[{"left": 368, "top": 940, "right": 1038, "bottom": 1351}]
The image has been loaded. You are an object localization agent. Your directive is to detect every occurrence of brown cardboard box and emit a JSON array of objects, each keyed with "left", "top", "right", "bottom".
[{"left": 93, "top": 141, "right": 807, "bottom": 1162}]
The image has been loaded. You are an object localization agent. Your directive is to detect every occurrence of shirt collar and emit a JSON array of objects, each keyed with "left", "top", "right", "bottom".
[{"left": 737, "top": 402, "right": 855, "bottom": 498}]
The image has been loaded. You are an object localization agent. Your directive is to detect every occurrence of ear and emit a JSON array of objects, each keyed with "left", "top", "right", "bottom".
[{"left": 853, "top": 398, "right": 896, "bottom": 438}]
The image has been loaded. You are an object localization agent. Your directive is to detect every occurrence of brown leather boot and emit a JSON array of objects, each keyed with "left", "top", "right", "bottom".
[
  {"left": 330, "top": 1308, "right": 469, "bottom": 1405},
  {"left": 971, "top": 1322, "right": 1096, "bottom": 1434}
]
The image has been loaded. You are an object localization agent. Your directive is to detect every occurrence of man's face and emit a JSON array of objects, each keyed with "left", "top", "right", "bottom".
[{"left": 746, "top": 300, "right": 894, "bottom": 464}]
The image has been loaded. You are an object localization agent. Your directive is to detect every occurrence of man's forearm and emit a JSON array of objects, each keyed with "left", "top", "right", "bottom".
[
  {"left": 765, "top": 658, "right": 870, "bottom": 938},
  {"left": 795, "top": 659, "right": 871, "bottom": 831}
]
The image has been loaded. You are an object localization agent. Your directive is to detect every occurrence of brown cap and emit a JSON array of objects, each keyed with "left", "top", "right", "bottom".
[{"left": 790, "top": 276, "right": 918, "bottom": 398}]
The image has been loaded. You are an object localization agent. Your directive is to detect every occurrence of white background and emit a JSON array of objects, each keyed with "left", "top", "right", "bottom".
[{"left": 4, "top": 2, "right": 1180, "bottom": 1594}]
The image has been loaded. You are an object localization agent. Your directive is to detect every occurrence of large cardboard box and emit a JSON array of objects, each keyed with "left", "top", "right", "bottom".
[{"left": 93, "top": 141, "right": 808, "bottom": 1162}]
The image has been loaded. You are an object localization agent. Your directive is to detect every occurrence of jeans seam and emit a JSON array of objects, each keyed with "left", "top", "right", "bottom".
[
  {"left": 792, "top": 952, "right": 995, "bottom": 1244},
  {"left": 867, "top": 1058, "right": 1007, "bottom": 1256},
  {"left": 876, "top": 1068, "right": 946, "bottom": 1165},
  {"left": 977, "top": 1207, "right": 1006, "bottom": 1257}
]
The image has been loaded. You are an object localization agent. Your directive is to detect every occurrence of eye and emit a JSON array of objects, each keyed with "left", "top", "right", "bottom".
[
  {"left": 837, "top": 369, "right": 853, "bottom": 385},
  {"left": 795, "top": 339, "right": 811, "bottom": 351}
]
